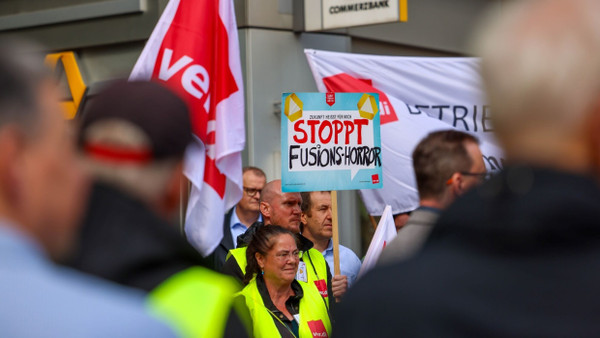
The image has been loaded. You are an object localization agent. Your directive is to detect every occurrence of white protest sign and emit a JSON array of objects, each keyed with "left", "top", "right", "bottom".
[{"left": 281, "top": 92, "right": 383, "bottom": 192}]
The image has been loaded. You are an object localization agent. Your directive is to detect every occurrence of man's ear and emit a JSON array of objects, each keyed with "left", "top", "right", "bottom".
[
  {"left": 260, "top": 201, "right": 270, "bottom": 218},
  {"left": 301, "top": 212, "right": 307, "bottom": 225},
  {"left": 0, "top": 126, "right": 25, "bottom": 204},
  {"left": 448, "top": 172, "right": 463, "bottom": 196}
]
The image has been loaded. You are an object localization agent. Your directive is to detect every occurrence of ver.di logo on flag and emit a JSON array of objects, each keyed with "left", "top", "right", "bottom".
[{"left": 129, "top": 0, "right": 245, "bottom": 256}]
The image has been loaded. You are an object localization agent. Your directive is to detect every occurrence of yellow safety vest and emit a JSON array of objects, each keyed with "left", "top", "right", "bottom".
[
  {"left": 228, "top": 246, "right": 330, "bottom": 308},
  {"left": 147, "top": 266, "right": 248, "bottom": 338},
  {"left": 236, "top": 277, "right": 332, "bottom": 338}
]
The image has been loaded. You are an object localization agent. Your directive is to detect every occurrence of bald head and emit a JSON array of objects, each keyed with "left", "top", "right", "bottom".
[
  {"left": 260, "top": 180, "right": 281, "bottom": 206},
  {"left": 259, "top": 179, "right": 302, "bottom": 233},
  {"left": 472, "top": 0, "right": 600, "bottom": 167}
]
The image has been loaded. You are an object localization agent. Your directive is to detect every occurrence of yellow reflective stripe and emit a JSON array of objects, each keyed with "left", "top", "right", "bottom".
[
  {"left": 304, "top": 248, "right": 330, "bottom": 308},
  {"left": 297, "top": 280, "right": 332, "bottom": 338},
  {"left": 235, "top": 280, "right": 282, "bottom": 338},
  {"left": 305, "top": 248, "right": 328, "bottom": 282},
  {"left": 147, "top": 267, "right": 241, "bottom": 338},
  {"left": 229, "top": 247, "right": 248, "bottom": 274}
]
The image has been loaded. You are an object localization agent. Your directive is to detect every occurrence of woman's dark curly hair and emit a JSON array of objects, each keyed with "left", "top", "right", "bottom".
[{"left": 243, "top": 225, "right": 298, "bottom": 284}]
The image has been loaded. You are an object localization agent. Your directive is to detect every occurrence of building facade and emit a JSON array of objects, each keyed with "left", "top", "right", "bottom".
[{"left": 0, "top": 0, "right": 497, "bottom": 255}]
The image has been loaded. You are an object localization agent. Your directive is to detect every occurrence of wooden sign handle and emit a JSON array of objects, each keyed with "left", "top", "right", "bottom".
[
  {"left": 331, "top": 190, "right": 341, "bottom": 276},
  {"left": 369, "top": 215, "right": 378, "bottom": 230}
]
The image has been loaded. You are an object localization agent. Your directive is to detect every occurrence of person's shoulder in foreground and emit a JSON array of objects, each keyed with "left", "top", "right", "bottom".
[
  {"left": 339, "top": 0, "right": 600, "bottom": 335},
  {"left": 0, "top": 225, "right": 175, "bottom": 338},
  {"left": 334, "top": 167, "right": 600, "bottom": 337},
  {"left": 377, "top": 207, "right": 440, "bottom": 266}
]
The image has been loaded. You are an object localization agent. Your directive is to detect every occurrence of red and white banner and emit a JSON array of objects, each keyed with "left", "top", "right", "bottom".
[
  {"left": 130, "top": 0, "right": 245, "bottom": 256},
  {"left": 305, "top": 49, "right": 504, "bottom": 216},
  {"left": 358, "top": 205, "right": 396, "bottom": 278}
]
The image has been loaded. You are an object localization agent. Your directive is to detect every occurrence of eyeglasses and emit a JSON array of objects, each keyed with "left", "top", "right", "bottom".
[
  {"left": 243, "top": 186, "right": 262, "bottom": 197},
  {"left": 446, "top": 171, "right": 493, "bottom": 185},
  {"left": 460, "top": 172, "right": 493, "bottom": 181},
  {"left": 272, "top": 250, "right": 302, "bottom": 261}
]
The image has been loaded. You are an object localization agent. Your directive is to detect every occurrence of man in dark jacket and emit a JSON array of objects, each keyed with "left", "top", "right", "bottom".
[
  {"left": 209, "top": 166, "right": 266, "bottom": 271},
  {"left": 64, "top": 81, "right": 248, "bottom": 337},
  {"left": 378, "top": 130, "right": 485, "bottom": 266},
  {"left": 335, "top": 0, "right": 600, "bottom": 336}
]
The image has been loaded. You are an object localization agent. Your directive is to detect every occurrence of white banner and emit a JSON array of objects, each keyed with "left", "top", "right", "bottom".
[{"left": 305, "top": 49, "right": 504, "bottom": 216}]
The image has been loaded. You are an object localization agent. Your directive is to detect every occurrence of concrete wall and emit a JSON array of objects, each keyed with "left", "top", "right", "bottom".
[{"left": 345, "top": 0, "right": 494, "bottom": 54}]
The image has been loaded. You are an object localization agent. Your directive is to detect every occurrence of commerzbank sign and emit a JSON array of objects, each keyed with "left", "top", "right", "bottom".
[{"left": 302, "top": 0, "right": 407, "bottom": 31}]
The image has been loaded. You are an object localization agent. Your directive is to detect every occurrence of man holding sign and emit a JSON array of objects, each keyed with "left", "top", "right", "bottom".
[{"left": 301, "top": 191, "right": 361, "bottom": 289}]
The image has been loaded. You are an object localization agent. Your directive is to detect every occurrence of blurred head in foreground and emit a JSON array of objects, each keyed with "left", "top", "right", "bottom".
[
  {"left": 0, "top": 39, "right": 89, "bottom": 260},
  {"left": 78, "top": 80, "right": 192, "bottom": 219},
  {"left": 472, "top": 0, "right": 600, "bottom": 172}
]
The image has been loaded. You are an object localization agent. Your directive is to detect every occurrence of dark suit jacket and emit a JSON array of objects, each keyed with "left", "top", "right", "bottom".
[
  {"left": 377, "top": 207, "right": 440, "bottom": 266},
  {"left": 208, "top": 209, "right": 235, "bottom": 272},
  {"left": 336, "top": 167, "right": 600, "bottom": 337}
]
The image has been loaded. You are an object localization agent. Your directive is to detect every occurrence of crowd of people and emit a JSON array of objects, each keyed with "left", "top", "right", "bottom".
[{"left": 3, "top": 0, "right": 600, "bottom": 336}]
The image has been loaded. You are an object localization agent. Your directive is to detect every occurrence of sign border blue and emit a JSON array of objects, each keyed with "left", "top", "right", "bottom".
[{"left": 281, "top": 92, "right": 383, "bottom": 192}]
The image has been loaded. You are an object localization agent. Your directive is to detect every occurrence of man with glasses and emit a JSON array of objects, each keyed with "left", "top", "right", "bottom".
[
  {"left": 378, "top": 129, "right": 486, "bottom": 266},
  {"left": 209, "top": 166, "right": 266, "bottom": 271}
]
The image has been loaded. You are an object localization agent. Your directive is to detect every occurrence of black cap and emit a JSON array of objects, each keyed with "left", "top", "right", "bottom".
[{"left": 79, "top": 80, "right": 192, "bottom": 160}]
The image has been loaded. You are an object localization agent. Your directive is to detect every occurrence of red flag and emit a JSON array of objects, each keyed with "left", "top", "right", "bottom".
[{"left": 130, "top": 0, "right": 245, "bottom": 256}]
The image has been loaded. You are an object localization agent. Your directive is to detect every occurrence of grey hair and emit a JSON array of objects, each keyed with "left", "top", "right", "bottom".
[
  {"left": 0, "top": 38, "right": 50, "bottom": 134},
  {"left": 472, "top": 0, "right": 600, "bottom": 138}
]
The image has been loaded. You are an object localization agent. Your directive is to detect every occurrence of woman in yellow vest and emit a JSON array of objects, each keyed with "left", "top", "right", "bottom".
[{"left": 236, "top": 225, "right": 332, "bottom": 338}]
